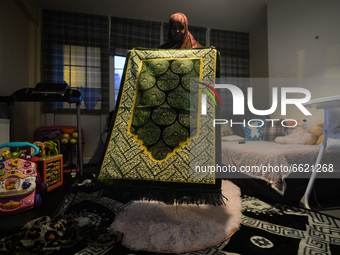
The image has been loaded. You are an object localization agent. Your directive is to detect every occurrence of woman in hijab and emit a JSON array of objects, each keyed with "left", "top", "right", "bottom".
[{"left": 159, "top": 12, "right": 202, "bottom": 49}]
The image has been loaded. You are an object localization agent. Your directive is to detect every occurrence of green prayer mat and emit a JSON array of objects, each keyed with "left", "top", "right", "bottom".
[{"left": 97, "top": 47, "right": 222, "bottom": 204}]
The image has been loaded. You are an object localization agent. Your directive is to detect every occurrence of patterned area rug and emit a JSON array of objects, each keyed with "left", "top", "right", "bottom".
[
  {"left": 224, "top": 196, "right": 340, "bottom": 255},
  {"left": 1, "top": 187, "right": 340, "bottom": 254}
]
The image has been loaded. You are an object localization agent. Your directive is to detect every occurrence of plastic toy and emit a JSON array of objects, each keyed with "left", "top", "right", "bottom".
[
  {"left": 57, "top": 131, "right": 78, "bottom": 144},
  {"left": 0, "top": 142, "right": 47, "bottom": 215},
  {"left": 33, "top": 140, "right": 60, "bottom": 158},
  {"left": 275, "top": 118, "right": 324, "bottom": 145}
]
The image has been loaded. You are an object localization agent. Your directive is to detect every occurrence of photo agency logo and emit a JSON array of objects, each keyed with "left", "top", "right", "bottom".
[
  {"left": 200, "top": 82, "right": 312, "bottom": 128},
  {"left": 198, "top": 82, "right": 222, "bottom": 114}
]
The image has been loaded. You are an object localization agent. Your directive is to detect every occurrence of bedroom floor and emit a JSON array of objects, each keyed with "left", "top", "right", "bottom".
[
  {"left": 85, "top": 164, "right": 340, "bottom": 218},
  {"left": 80, "top": 164, "right": 340, "bottom": 220},
  {"left": 1, "top": 164, "right": 339, "bottom": 239}
]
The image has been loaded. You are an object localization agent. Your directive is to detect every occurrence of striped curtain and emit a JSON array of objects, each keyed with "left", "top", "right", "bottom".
[
  {"left": 41, "top": 9, "right": 110, "bottom": 113},
  {"left": 41, "top": 10, "right": 249, "bottom": 114},
  {"left": 210, "top": 29, "right": 250, "bottom": 112},
  {"left": 210, "top": 29, "right": 250, "bottom": 78},
  {"left": 110, "top": 17, "right": 161, "bottom": 56}
]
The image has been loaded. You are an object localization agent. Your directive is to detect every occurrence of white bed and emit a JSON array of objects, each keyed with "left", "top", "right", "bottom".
[{"left": 221, "top": 141, "right": 339, "bottom": 195}]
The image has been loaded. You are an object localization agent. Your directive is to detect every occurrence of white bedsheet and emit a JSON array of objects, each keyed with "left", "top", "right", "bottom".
[{"left": 222, "top": 141, "right": 338, "bottom": 194}]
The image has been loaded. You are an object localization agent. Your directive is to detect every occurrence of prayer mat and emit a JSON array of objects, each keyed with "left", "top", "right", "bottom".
[{"left": 97, "top": 47, "right": 222, "bottom": 204}]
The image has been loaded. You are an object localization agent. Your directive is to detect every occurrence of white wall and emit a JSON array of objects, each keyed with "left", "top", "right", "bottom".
[
  {"left": 249, "top": 7, "right": 269, "bottom": 110},
  {"left": 0, "top": 0, "right": 40, "bottom": 141},
  {"left": 267, "top": 0, "right": 340, "bottom": 120}
]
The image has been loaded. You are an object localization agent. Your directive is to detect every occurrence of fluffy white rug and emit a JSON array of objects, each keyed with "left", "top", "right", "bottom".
[{"left": 110, "top": 180, "right": 242, "bottom": 253}]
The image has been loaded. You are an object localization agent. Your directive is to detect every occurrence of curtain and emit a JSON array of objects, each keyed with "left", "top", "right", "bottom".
[
  {"left": 41, "top": 9, "right": 110, "bottom": 113},
  {"left": 41, "top": 10, "right": 249, "bottom": 114},
  {"left": 210, "top": 29, "right": 250, "bottom": 78},
  {"left": 110, "top": 17, "right": 161, "bottom": 56},
  {"left": 210, "top": 29, "right": 250, "bottom": 112}
]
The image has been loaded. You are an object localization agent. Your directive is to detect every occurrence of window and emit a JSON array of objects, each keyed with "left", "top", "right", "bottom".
[
  {"left": 42, "top": 10, "right": 109, "bottom": 113},
  {"left": 113, "top": 55, "right": 126, "bottom": 103},
  {"left": 63, "top": 45, "right": 102, "bottom": 110}
]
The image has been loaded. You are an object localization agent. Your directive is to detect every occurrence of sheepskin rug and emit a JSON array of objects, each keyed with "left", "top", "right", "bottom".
[{"left": 110, "top": 180, "right": 242, "bottom": 253}]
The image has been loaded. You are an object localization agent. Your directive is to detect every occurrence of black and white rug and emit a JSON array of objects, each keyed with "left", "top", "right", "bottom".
[
  {"left": 1, "top": 190, "right": 340, "bottom": 254},
  {"left": 222, "top": 195, "right": 340, "bottom": 255}
]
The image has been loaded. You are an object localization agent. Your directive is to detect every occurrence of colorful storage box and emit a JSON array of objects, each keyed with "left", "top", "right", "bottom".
[{"left": 37, "top": 155, "right": 63, "bottom": 191}]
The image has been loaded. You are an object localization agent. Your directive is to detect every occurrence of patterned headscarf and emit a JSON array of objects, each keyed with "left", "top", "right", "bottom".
[{"left": 159, "top": 12, "right": 202, "bottom": 49}]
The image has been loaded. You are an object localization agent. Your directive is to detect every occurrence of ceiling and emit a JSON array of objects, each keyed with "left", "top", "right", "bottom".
[{"left": 37, "top": 0, "right": 270, "bottom": 32}]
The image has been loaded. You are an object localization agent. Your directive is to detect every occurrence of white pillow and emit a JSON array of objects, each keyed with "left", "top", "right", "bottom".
[{"left": 221, "top": 135, "right": 245, "bottom": 142}]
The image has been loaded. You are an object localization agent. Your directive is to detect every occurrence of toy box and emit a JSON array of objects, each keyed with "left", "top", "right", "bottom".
[
  {"left": 0, "top": 142, "right": 47, "bottom": 215},
  {"left": 37, "top": 155, "right": 63, "bottom": 192}
]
